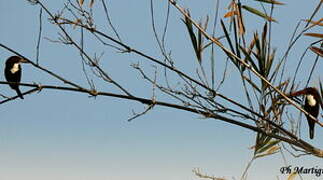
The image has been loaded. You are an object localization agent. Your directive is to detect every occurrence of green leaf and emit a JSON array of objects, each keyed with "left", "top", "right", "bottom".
[
  {"left": 242, "top": 75, "right": 261, "bottom": 93},
  {"left": 220, "top": 20, "right": 239, "bottom": 68},
  {"left": 254, "top": 132, "right": 269, "bottom": 155},
  {"left": 254, "top": 0, "right": 285, "bottom": 5},
  {"left": 239, "top": 45, "right": 259, "bottom": 73},
  {"left": 253, "top": 32, "right": 266, "bottom": 77},
  {"left": 261, "top": 23, "right": 267, "bottom": 56},
  {"left": 255, "top": 145, "right": 280, "bottom": 158},
  {"left": 319, "top": 80, "right": 323, "bottom": 110},
  {"left": 182, "top": 11, "right": 198, "bottom": 58},
  {"left": 197, "top": 21, "right": 203, "bottom": 62},
  {"left": 242, "top": 5, "right": 277, "bottom": 22},
  {"left": 256, "top": 139, "right": 280, "bottom": 154}
]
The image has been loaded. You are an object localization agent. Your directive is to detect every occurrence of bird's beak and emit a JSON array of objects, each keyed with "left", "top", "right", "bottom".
[{"left": 19, "top": 58, "right": 29, "bottom": 63}]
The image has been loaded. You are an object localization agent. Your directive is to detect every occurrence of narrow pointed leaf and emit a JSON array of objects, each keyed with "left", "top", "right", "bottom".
[
  {"left": 197, "top": 21, "right": 203, "bottom": 63},
  {"left": 319, "top": 81, "right": 323, "bottom": 109},
  {"left": 287, "top": 171, "right": 297, "bottom": 180},
  {"left": 233, "top": 17, "right": 241, "bottom": 59},
  {"left": 239, "top": 45, "right": 259, "bottom": 72},
  {"left": 220, "top": 20, "right": 238, "bottom": 68},
  {"left": 237, "top": 2, "right": 246, "bottom": 36},
  {"left": 256, "top": 139, "right": 280, "bottom": 154},
  {"left": 304, "top": 33, "right": 323, "bottom": 38},
  {"left": 182, "top": 11, "right": 198, "bottom": 57},
  {"left": 224, "top": 11, "right": 236, "bottom": 18},
  {"left": 79, "top": 0, "right": 84, "bottom": 6},
  {"left": 89, "top": 0, "right": 95, "bottom": 8},
  {"left": 242, "top": 5, "right": 277, "bottom": 22},
  {"left": 254, "top": 133, "right": 271, "bottom": 155},
  {"left": 304, "top": 18, "right": 323, "bottom": 26},
  {"left": 266, "top": 48, "right": 276, "bottom": 77},
  {"left": 243, "top": 75, "right": 261, "bottom": 93},
  {"left": 255, "top": 145, "right": 280, "bottom": 158},
  {"left": 254, "top": 0, "right": 285, "bottom": 5},
  {"left": 220, "top": 20, "right": 235, "bottom": 54},
  {"left": 262, "top": 23, "right": 267, "bottom": 49},
  {"left": 309, "top": 46, "right": 323, "bottom": 57}
]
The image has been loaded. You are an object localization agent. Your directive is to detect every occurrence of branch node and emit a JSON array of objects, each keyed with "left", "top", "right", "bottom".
[{"left": 89, "top": 89, "right": 98, "bottom": 97}]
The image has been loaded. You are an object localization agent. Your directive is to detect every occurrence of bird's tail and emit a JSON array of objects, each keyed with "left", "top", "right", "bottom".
[
  {"left": 309, "top": 127, "right": 314, "bottom": 139},
  {"left": 15, "top": 88, "right": 24, "bottom": 99}
]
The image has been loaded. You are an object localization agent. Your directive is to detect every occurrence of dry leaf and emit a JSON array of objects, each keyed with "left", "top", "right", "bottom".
[
  {"left": 287, "top": 171, "right": 297, "bottom": 180},
  {"left": 304, "top": 33, "right": 323, "bottom": 38},
  {"left": 224, "top": 11, "right": 236, "bottom": 18},
  {"left": 305, "top": 18, "right": 323, "bottom": 26},
  {"left": 267, "top": 145, "right": 280, "bottom": 154},
  {"left": 79, "top": 0, "right": 84, "bottom": 6},
  {"left": 310, "top": 46, "right": 323, "bottom": 57}
]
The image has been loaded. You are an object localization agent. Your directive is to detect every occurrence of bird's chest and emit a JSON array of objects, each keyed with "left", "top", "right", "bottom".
[
  {"left": 10, "top": 63, "right": 20, "bottom": 74},
  {"left": 306, "top": 94, "right": 317, "bottom": 107}
]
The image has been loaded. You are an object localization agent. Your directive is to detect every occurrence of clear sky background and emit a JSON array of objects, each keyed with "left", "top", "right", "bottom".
[{"left": 0, "top": 0, "right": 322, "bottom": 180}]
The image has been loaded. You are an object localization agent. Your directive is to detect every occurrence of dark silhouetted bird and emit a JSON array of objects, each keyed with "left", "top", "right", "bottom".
[
  {"left": 289, "top": 87, "right": 321, "bottom": 139},
  {"left": 4, "top": 56, "right": 27, "bottom": 99}
]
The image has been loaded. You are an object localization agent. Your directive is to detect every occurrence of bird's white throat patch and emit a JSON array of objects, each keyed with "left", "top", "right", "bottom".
[
  {"left": 306, "top": 94, "right": 316, "bottom": 106},
  {"left": 10, "top": 63, "right": 20, "bottom": 74}
]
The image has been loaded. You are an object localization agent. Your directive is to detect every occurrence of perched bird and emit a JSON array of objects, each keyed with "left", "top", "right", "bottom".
[
  {"left": 4, "top": 56, "right": 27, "bottom": 99},
  {"left": 289, "top": 87, "right": 321, "bottom": 139}
]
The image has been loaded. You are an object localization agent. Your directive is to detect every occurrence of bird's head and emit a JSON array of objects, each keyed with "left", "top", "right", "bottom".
[
  {"left": 289, "top": 87, "right": 319, "bottom": 97},
  {"left": 288, "top": 87, "right": 323, "bottom": 108},
  {"left": 6, "top": 56, "right": 28, "bottom": 66}
]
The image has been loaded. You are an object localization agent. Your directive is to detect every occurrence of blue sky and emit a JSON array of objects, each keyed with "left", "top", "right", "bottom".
[{"left": 0, "top": 0, "right": 322, "bottom": 180}]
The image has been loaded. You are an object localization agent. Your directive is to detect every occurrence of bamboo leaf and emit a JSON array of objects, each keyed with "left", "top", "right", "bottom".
[
  {"left": 236, "top": 3, "right": 246, "bottom": 36},
  {"left": 239, "top": 45, "right": 259, "bottom": 73},
  {"left": 319, "top": 81, "right": 323, "bottom": 110},
  {"left": 220, "top": 20, "right": 235, "bottom": 55},
  {"left": 253, "top": 32, "right": 266, "bottom": 76},
  {"left": 220, "top": 20, "right": 238, "bottom": 68},
  {"left": 242, "top": 5, "right": 277, "bottom": 22},
  {"left": 287, "top": 171, "right": 297, "bottom": 180},
  {"left": 309, "top": 46, "right": 323, "bottom": 57},
  {"left": 197, "top": 21, "right": 203, "bottom": 63},
  {"left": 182, "top": 11, "right": 198, "bottom": 58},
  {"left": 224, "top": 11, "right": 236, "bottom": 18},
  {"left": 304, "top": 33, "right": 323, "bottom": 38},
  {"left": 255, "top": 145, "right": 280, "bottom": 158},
  {"left": 254, "top": 133, "right": 272, "bottom": 155},
  {"left": 89, "top": 0, "right": 95, "bottom": 8},
  {"left": 243, "top": 75, "right": 261, "bottom": 93},
  {"left": 79, "top": 0, "right": 84, "bottom": 6},
  {"left": 232, "top": 17, "right": 241, "bottom": 66},
  {"left": 266, "top": 48, "right": 276, "bottom": 77},
  {"left": 262, "top": 23, "right": 267, "bottom": 52},
  {"left": 254, "top": 0, "right": 285, "bottom": 5},
  {"left": 256, "top": 139, "right": 280, "bottom": 154},
  {"left": 304, "top": 18, "right": 323, "bottom": 26}
]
